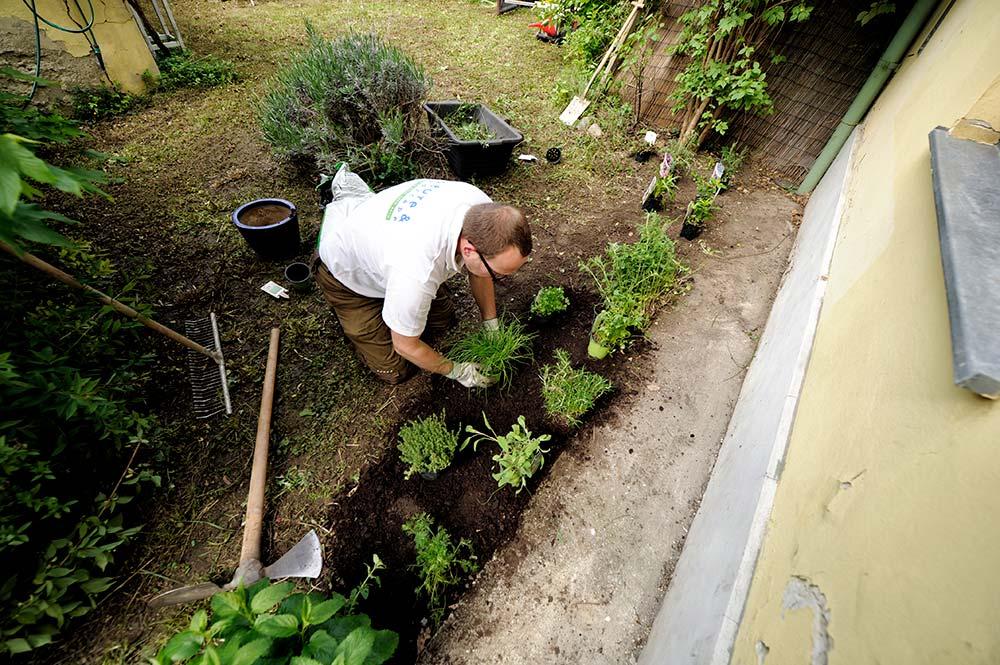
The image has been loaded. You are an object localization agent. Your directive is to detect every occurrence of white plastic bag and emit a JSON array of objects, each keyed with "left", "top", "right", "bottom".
[{"left": 319, "top": 163, "right": 374, "bottom": 230}]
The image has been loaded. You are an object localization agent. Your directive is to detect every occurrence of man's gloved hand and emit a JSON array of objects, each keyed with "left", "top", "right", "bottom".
[
  {"left": 447, "top": 361, "right": 496, "bottom": 388},
  {"left": 482, "top": 318, "right": 500, "bottom": 332}
]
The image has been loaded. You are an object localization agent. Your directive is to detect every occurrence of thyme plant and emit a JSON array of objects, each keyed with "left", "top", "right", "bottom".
[{"left": 397, "top": 411, "right": 459, "bottom": 479}]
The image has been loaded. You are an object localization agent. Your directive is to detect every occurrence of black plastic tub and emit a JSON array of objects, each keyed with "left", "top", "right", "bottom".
[
  {"left": 232, "top": 198, "right": 299, "bottom": 260},
  {"left": 423, "top": 101, "right": 523, "bottom": 180}
]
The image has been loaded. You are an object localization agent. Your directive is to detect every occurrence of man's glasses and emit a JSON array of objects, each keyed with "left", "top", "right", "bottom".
[{"left": 476, "top": 249, "right": 508, "bottom": 284}]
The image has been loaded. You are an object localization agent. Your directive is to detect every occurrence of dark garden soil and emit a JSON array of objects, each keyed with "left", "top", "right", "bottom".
[{"left": 322, "top": 286, "right": 649, "bottom": 661}]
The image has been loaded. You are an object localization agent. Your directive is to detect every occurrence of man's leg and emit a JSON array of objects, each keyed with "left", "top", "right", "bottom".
[{"left": 315, "top": 264, "right": 414, "bottom": 384}]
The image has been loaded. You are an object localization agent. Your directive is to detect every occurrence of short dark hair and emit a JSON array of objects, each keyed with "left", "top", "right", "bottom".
[{"left": 462, "top": 203, "right": 532, "bottom": 257}]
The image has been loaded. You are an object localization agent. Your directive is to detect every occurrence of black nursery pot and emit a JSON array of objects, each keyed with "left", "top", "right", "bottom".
[
  {"left": 232, "top": 198, "right": 299, "bottom": 260},
  {"left": 680, "top": 221, "right": 704, "bottom": 240}
]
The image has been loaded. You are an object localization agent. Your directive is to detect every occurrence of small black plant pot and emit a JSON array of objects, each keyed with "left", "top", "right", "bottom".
[
  {"left": 284, "top": 261, "right": 313, "bottom": 292},
  {"left": 641, "top": 176, "right": 663, "bottom": 212},
  {"left": 424, "top": 101, "right": 524, "bottom": 181},
  {"left": 419, "top": 471, "right": 439, "bottom": 481},
  {"left": 680, "top": 222, "right": 704, "bottom": 241},
  {"left": 232, "top": 199, "right": 299, "bottom": 260}
]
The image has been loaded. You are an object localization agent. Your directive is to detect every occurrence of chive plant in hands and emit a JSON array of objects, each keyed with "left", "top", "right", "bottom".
[
  {"left": 530, "top": 286, "right": 570, "bottom": 317},
  {"left": 397, "top": 412, "right": 459, "bottom": 479},
  {"left": 464, "top": 414, "right": 551, "bottom": 493},
  {"left": 540, "top": 350, "right": 613, "bottom": 426},
  {"left": 402, "top": 513, "right": 477, "bottom": 626},
  {"left": 450, "top": 318, "right": 535, "bottom": 388}
]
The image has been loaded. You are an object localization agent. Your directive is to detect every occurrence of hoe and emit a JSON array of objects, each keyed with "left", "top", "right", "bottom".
[{"left": 149, "top": 328, "right": 322, "bottom": 608}]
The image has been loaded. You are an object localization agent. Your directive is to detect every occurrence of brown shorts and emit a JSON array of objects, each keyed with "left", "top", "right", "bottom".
[{"left": 315, "top": 263, "right": 454, "bottom": 384}]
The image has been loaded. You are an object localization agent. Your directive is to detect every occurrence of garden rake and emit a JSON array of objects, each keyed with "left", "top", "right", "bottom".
[
  {"left": 0, "top": 241, "right": 231, "bottom": 418},
  {"left": 148, "top": 328, "right": 323, "bottom": 609}
]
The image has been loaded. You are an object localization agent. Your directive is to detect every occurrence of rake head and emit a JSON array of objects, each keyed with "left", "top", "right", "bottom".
[{"left": 184, "top": 312, "right": 232, "bottom": 419}]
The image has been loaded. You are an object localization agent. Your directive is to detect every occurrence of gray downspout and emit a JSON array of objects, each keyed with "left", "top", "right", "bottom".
[{"left": 797, "top": 0, "right": 939, "bottom": 194}]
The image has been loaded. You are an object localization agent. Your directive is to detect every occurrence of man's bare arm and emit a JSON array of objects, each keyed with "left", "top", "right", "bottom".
[
  {"left": 468, "top": 273, "right": 497, "bottom": 321},
  {"left": 391, "top": 331, "right": 452, "bottom": 375}
]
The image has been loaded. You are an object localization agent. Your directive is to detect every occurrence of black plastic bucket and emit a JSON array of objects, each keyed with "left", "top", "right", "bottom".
[{"left": 232, "top": 199, "right": 299, "bottom": 260}]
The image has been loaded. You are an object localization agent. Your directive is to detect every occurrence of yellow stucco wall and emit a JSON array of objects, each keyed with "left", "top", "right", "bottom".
[
  {"left": 0, "top": 0, "right": 157, "bottom": 93},
  {"left": 732, "top": 2, "right": 1000, "bottom": 664}
]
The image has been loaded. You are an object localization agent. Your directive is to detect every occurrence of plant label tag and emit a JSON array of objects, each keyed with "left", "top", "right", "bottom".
[
  {"left": 644, "top": 130, "right": 658, "bottom": 145},
  {"left": 262, "top": 281, "right": 290, "bottom": 299},
  {"left": 712, "top": 161, "right": 725, "bottom": 181},
  {"left": 518, "top": 154, "right": 538, "bottom": 162}
]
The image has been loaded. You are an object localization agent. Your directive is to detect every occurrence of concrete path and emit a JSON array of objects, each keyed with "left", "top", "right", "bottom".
[{"left": 420, "top": 190, "right": 801, "bottom": 664}]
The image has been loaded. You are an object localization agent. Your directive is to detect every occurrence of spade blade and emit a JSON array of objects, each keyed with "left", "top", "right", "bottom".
[
  {"left": 263, "top": 530, "right": 322, "bottom": 580},
  {"left": 148, "top": 582, "right": 222, "bottom": 609}
]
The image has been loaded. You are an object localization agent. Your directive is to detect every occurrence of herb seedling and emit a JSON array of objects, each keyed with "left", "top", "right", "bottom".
[
  {"left": 397, "top": 411, "right": 459, "bottom": 479},
  {"left": 580, "top": 213, "right": 685, "bottom": 352},
  {"left": 531, "top": 286, "right": 570, "bottom": 317},
  {"left": 540, "top": 350, "right": 613, "bottom": 426},
  {"left": 651, "top": 170, "right": 679, "bottom": 203},
  {"left": 402, "top": 513, "right": 477, "bottom": 626},
  {"left": 445, "top": 103, "right": 495, "bottom": 144},
  {"left": 464, "top": 414, "right": 551, "bottom": 493},
  {"left": 346, "top": 554, "right": 386, "bottom": 613},
  {"left": 450, "top": 318, "right": 535, "bottom": 388},
  {"left": 687, "top": 174, "right": 723, "bottom": 227}
]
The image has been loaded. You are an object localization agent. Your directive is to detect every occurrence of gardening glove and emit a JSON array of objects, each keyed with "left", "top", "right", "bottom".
[
  {"left": 447, "top": 361, "right": 496, "bottom": 388},
  {"left": 482, "top": 318, "right": 500, "bottom": 332}
]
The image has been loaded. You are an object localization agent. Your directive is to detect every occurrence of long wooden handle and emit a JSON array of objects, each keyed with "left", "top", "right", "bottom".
[
  {"left": 0, "top": 241, "right": 222, "bottom": 363},
  {"left": 240, "top": 327, "right": 280, "bottom": 564},
  {"left": 582, "top": 1, "right": 643, "bottom": 98},
  {"left": 596, "top": 2, "right": 643, "bottom": 92}
]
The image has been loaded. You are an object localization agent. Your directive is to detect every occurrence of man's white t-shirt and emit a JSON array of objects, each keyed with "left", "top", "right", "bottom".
[{"left": 318, "top": 179, "right": 491, "bottom": 337}]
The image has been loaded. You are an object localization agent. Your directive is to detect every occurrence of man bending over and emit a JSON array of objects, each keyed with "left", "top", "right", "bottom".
[{"left": 316, "top": 176, "right": 532, "bottom": 388}]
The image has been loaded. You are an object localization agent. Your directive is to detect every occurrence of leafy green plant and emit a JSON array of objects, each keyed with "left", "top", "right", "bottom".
[
  {"left": 719, "top": 143, "right": 746, "bottom": 185},
  {"left": 651, "top": 171, "right": 679, "bottom": 203},
  {"left": 530, "top": 286, "right": 570, "bottom": 317},
  {"left": 397, "top": 411, "right": 459, "bottom": 479},
  {"left": 540, "top": 350, "right": 613, "bottom": 426},
  {"left": 449, "top": 318, "right": 535, "bottom": 389},
  {"left": 443, "top": 104, "right": 495, "bottom": 144},
  {"left": 857, "top": 1, "right": 895, "bottom": 25},
  {"left": 463, "top": 414, "right": 551, "bottom": 493},
  {"left": 150, "top": 578, "right": 398, "bottom": 665},
  {"left": 580, "top": 213, "right": 685, "bottom": 352},
  {"left": 258, "top": 26, "right": 431, "bottom": 188},
  {"left": 670, "top": 0, "right": 814, "bottom": 148},
  {"left": 152, "top": 50, "right": 237, "bottom": 90},
  {"left": 0, "top": 92, "right": 157, "bottom": 656},
  {"left": 687, "top": 175, "right": 723, "bottom": 227},
  {"left": 70, "top": 85, "right": 145, "bottom": 122},
  {"left": 402, "top": 513, "right": 477, "bottom": 626},
  {"left": 346, "top": 554, "right": 385, "bottom": 614},
  {"left": 0, "top": 85, "right": 108, "bottom": 249}
]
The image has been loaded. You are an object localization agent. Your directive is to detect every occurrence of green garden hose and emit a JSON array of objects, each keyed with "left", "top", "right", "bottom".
[{"left": 19, "top": 0, "right": 106, "bottom": 103}]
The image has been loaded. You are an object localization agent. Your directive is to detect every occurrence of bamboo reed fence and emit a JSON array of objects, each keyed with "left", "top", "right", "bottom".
[{"left": 630, "top": 0, "right": 908, "bottom": 181}]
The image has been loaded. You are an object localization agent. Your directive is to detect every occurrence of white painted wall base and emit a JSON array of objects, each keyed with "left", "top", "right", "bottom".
[{"left": 637, "top": 129, "right": 859, "bottom": 665}]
